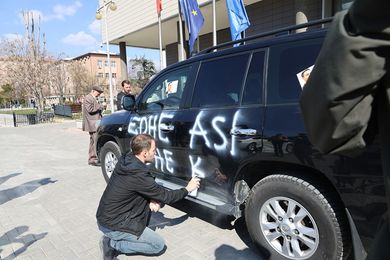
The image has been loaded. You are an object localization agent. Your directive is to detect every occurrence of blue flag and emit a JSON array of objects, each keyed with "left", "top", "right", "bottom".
[
  {"left": 179, "top": 0, "right": 204, "bottom": 53},
  {"left": 226, "top": 0, "right": 250, "bottom": 42}
]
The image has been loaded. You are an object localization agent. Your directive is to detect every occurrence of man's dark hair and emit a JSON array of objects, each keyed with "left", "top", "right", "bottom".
[
  {"left": 121, "top": 80, "right": 131, "bottom": 87},
  {"left": 131, "top": 134, "right": 154, "bottom": 155}
]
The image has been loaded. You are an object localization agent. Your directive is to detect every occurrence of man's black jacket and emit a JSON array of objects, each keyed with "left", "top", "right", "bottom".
[{"left": 96, "top": 153, "right": 188, "bottom": 236}]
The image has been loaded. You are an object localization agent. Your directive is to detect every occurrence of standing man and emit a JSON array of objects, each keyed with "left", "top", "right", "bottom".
[
  {"left": 116, "top": 80, "right": 133, "bottom": 111},
  {"left": 300, "top": 0, "right": 390, "bottom": 258},
  {"left": 82, "top": 86, "right": 104, "bottom": 166},
  {"left": 96, "top": 134, "right": 200, "bottom": 259}
]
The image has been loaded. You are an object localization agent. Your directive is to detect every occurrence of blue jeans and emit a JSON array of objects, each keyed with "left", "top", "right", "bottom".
[{"left": 98, "top": 223, "right": 165, "bottom": 255}]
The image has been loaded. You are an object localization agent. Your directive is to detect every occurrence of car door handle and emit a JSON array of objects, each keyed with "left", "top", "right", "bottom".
[
  {"left": 230, "top": 128, "right": 257, "bottom": 136},
  {"left": 160, "top": 123, "right": 174, "bottom": 131}
]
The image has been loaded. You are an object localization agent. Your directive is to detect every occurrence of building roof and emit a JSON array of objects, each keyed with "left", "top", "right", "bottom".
[{"left": 72, "top": 51, "right": 120, "bottom": 60}]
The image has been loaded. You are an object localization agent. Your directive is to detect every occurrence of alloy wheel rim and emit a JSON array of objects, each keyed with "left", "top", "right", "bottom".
[
  {"left": 104, "top": 151, "right": 118, "bottom": 178},
  {"left": 259, "top": 196, "right": 319, "bottom": 259}
]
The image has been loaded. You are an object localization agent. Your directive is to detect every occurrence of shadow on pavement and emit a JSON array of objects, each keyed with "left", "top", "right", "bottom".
[
  {"left": 215, "top": 244, "right": 265, "bottom": 260},
  {"left": 0, "top": 177, "right": 57, "bottom": 205},
  {"left": 148, "top": 211, "right": 189, "bottom": 230},
  {"left": 170, "top": 199, "right": 267, "bottom": 258},
  {"left": 0, "top": 173, "right": 22, "bottom": 185},
  {"left": 0, "top": 225, "right": 47, "bottom": 260}
]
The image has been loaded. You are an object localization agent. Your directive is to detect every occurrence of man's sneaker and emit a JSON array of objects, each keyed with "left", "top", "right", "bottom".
[{"left": 99, "top": 236, "right": 117, "bottom": 260}]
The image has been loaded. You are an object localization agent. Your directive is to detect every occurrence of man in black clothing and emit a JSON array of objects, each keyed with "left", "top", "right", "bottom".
[
  {"left": 96, "top": 134, "right": 200, "bottom": 259},
  {"left": 116, "top": 80, "right": 133, "bottom": 111}
]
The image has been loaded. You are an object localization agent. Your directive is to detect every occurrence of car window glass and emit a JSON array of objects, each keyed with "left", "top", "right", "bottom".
[
  {"left": 267, "top": 39, "right": 322, "bottom": 104},
  {"left": 139, "top": 67, "right": 191, "bottom": 111},
  {"left": 192, "top": 54, "right": 249, "bottom": 108},
  {"left": 242, "top": 51, "right": 265, "bottom": 105}
]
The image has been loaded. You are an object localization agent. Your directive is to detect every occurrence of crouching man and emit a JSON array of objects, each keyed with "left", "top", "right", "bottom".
[{"left": 96, "top": 133, "right": 200, "bottom": 259}]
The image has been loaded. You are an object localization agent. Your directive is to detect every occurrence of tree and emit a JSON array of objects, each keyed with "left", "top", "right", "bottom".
[
  {"left": 129, "top": 56, "right": 156, "bottom": 89},
  {"left": 0, "top": 84, "right": 14, "bottom": 107},
  {"left": 50, "top": 60, "right": 71, "bottom": 104},
  {"left": 1, "top": 12, "right": 52, "bottom": 114},
  {"left": 67, "top": 59, "right": 96, "bottom": 100}
]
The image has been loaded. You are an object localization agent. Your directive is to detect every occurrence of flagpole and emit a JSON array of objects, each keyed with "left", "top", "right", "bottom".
[
  {"left": 158, "top": 14, "right": 163, "bottom": 69},
  {"left": 178, "top": 0, "right": 185, "bottom": 61},
  {"left": 212, "top": 0, "right": 217, "bottom": 46}
]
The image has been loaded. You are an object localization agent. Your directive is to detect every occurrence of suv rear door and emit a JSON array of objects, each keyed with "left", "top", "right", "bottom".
[{"left": 264, "top": 37, "right": 324, "bottom": 163}]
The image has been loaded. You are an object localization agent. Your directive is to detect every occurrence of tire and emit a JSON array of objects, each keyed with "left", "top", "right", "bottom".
[
  {"left": 100, "top": 141, "right": 121, "bottom": 183},
  {"left": 245, "top": 174, "right": 350, "bottom": 260}
]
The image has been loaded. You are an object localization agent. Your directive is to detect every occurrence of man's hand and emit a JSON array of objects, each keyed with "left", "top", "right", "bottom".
[
  {"left": 185, "top": 177, "right": 200, "bottom": 193},
  {"left": 149, "top": 200, "right": 161, "bottom": 212}
]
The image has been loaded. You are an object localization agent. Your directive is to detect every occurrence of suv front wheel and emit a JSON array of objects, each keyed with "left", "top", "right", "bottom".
[
  {"left": 245, "top": 174, "right": 350, "bottom": 260},
  {"left": 100, "top": 141, "right": 121, "bottom": 183}
]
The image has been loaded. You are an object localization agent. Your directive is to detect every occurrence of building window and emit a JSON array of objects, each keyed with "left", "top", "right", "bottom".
[
  {"left": 111, "top": 61, "right": 116, "bottom": 68},
  {"left": 97, "top": 60, "right": 103, "bottom": 69},
  {"left": 105, "top": 73, "right": 109, "bottom": 78},
  {"left": 97, "top": 73, "right": 104, "bottom": 78},
  {"left": 112, "top": 73, "right": 117, "bottom": 78},
  {"left": 104, "top": 60, "right": 109, "bottom": 67}
]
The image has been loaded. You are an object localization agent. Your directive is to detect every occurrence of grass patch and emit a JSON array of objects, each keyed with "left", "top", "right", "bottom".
[{"left": 0, "top": 109, "right": 37, "bottom": 115}]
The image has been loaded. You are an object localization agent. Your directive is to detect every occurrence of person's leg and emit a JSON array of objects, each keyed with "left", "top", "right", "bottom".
[
  {"left": 106, "top": 227, "right": 165, "bottom": 255},
  {"left": 88, "top": 131, "right": 97, "bottom": 162}
]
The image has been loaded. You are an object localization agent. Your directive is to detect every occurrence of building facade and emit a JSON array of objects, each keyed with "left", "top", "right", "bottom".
[
  {"left": 72, "top": 52, "right": 125, "bottom": 109},
  {"left": 98, "top": 0, "right": 354, "bottom": 68}
]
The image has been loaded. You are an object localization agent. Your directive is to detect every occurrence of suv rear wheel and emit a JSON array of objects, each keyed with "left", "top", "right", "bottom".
[
  {"left": 245, "top": 174, "right": 350, "bottom": 260},
  {"left": 100, "top": 141, "right": 121, "bottom": 183}
]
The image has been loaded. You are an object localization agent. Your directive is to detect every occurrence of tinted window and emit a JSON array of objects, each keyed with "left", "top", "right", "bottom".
[
  {"left": 267, "top": 39, "right": 322, "bottom": 104},
  {"left": 242, "top": 51, "right": 265, "bottom": 105},
  {"left": 192, "top": 54, "right": 249, "bottom": 108},
  {"left": 139, "top": 67, "right": 191, "bottom": 111}
]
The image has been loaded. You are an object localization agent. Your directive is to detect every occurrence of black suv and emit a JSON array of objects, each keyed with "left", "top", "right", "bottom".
[{"left": 96, "top": 19, "right": 386, "bottom": 259}]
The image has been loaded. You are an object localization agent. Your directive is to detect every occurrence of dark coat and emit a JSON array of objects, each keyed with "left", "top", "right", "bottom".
[
  {"left": 96, "top": 153, "right": 188, "bottom": 237},
  {"left": 300, "top": 1, "right": 390, "bottom": 258},
  {"left": 116, "top": 92, "right": 125, "bottom": 111},
  {"left": 300, "top": 1, "right": 390, "bottom": 156}
]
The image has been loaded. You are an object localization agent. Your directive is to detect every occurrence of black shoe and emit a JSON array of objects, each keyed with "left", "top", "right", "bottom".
[
  {"left": 89, "top": 160, "right": 101, "bottom": 167},
  {"left": 99, "top": 236, "right": 117, "bottom": 260}
]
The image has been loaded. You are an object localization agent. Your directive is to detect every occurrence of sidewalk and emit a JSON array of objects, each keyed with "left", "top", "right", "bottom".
[{"left": 0, "top": 122, "right": 262, "bottom": 260}]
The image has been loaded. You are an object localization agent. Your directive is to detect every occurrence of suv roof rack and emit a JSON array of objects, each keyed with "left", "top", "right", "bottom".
[{"left": 197, "top": 17, "right": 332, "bottom": 55}]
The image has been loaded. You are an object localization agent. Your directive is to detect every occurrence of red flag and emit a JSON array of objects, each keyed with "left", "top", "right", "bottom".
[{"left": 156, "top": 0, "right": 162, "bottom": 16}]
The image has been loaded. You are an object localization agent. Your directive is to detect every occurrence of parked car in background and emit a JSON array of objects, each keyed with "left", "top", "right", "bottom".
[{"left": 95, "top": 18, "right": 386, "bottom": 260}]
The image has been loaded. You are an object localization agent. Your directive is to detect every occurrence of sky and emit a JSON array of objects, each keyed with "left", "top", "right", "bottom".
[{"left": 0, "top": 0, "right": 160, "bottom": 66}]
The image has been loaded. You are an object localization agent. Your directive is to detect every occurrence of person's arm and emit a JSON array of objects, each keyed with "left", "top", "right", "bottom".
[
  {"left": 299, "top": 2, "right": 390, "bottom": 155},
  {"left": 116, "top": 93, "right": 123, "bottom": 110}
]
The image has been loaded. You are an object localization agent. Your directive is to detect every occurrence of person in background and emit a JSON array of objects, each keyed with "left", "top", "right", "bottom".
[
  {"left": 116, "top": 80, "right": 133, "bottom": 111},
  {"left": 82, "top": 86, "right": 104, "bottom": 166},
  {"left": 96, "top": 134, "right": 200, "bottom": 259},
  {"left": 300, "top": 0, "right": 390, "bottom": 258}
]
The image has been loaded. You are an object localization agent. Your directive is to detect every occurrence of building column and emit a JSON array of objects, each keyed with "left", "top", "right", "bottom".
[
  {"left": 177, "top": 21, "right": 187, "bottom": 61},
  {"left": 119, "top": 41, "right": 127, "bottom": 80}
]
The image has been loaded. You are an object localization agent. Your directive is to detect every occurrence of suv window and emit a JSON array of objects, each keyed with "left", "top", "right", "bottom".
[
  {"left": 242, "top": 51, "right": 265, "bottom": 105},
  {"left": 139, "top": 67, "right": 191, "bottom": 111},
  {"left": 192, "top": 54, "right": 249, "bottom": 108},
  {"left": 267, "top": 39, "right": 322, "bottom": 104}
]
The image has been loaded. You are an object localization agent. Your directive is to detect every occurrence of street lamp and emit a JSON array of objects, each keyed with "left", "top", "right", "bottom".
[{"left": 96, "top": 0, "right": 117, "bottom": 112}]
